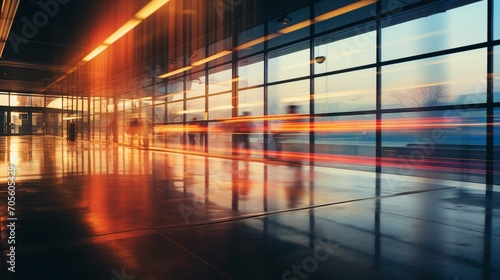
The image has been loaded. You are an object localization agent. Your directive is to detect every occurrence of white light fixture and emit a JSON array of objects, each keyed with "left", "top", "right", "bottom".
[{"left": 278, "top": 15, "right": 292, "bottom": 24}]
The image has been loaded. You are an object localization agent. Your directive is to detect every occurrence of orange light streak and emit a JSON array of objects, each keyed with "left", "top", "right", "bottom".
[{"left": 155, "top": 116, "right": 486, "bottom": 137}]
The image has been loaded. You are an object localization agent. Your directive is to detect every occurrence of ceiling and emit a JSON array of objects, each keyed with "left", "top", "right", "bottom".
[
  {"left": 0, "top": 0, "right": 151, "bottom": 95},
  {"left": 0, "top": 0, "right": 288, "bottom": 96}
]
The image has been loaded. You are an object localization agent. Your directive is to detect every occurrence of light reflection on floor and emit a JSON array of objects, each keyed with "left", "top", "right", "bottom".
[{"left": 0, "top": 136, "right": 498, "bottom": 280}]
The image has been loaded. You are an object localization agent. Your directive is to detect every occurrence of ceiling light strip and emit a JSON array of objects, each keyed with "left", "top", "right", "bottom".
[
  {"left": 40, "top": 0, "right": 171, "bottom": 93},
  {"left": 191, "top": 50, "right": 232, "bottom": 66},
  {"left": 157, "top": 66, "right": 193, "bottom": 79},
  {"left": 314, "top": 0, "right": 377, "bottom": 22},
  {"left": 0, "top": 0, "right": 20, "bottom": 58},
  {"left": 135, "top": 0, "right": 171, "bottom": 19},
  {"left": 103, "top": 18, "right": 142, "bottom": 45},
  {"left": 82, "top": 45, "right": 109, "bottom": 62}
]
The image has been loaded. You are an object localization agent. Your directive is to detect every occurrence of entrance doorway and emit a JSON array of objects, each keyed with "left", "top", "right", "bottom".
[
  {"left": 0, "top": 108, "right": 60, "bottom": 136},
  {"left": 2, "top": 111, "right": 44, "bottom": 135}
]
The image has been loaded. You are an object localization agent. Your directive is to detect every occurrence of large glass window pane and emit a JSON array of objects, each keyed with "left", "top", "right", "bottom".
[
  {"left": 188, "top": 46, "right": 206, "bottom": 72},
  {"left": 268, "top": 5, "right": 309, "bottom": 49},
  {"left": 314, "top": 114, "right": 375, "bottom": 171},
  {"left": 268, "top": 42, "right": 310, "bottom": 83},
  {"left": 495, "top": 108, "right": 500, "bottom": 187},
  {"left": 495, "top": 46, "right": 500, "bottom": 102},
  {"left": 495, "top": 0, "right": 500, "bottom": 39},
  {"left": 46, "top": 96, "right": 62, "bottom": 109},
  {"left": 380, "top": 0, "right": 426, "bottom": 11},
  {"left": 268, "top": 80, "right": 310, "bottom": 115},
  {"left": 208, "top": 64, "right": 232, "bottom": 94},
  {"left": 32, "top": 96, "right": 44, "bottom": 107},
  {"left": 0, "top": 93, "right": 9, "bottom": 105},
  {"left": 141, "top": 86, "right": 153, "bottom": 110},
  {"left": 382, "top": 109, "right": 487, "bottom": 183},
  {"left": 315, "top": 29, "right": 376, "bottom": 74},
  {"left": 116, "top": 97, "right": 126, "bottom": 143},
  {"left": 187, "top": 72, "right": 206, "bottom": 98},
  {"left": 382, "top": 49, "right": 487, "bottom": 109},
  {"left": 238, "top": 88, "right": 263, "bottom": 116},
  {"left": 185, "top": 97, "right": 205, "bottom": 122},
  {"left": 166, "top": 101, "right": 183, "bottom": 123},
  {"left": 382, "top": 0, "right": 487, "bottom": 61},
  {"left": 10, "top": 94, "right": 35, "bottom": 107},
  {"left": 209, "top": 93, "right": 231, "bottom": 120},
  {"left": 315, "top": 68, "right": 375, "bottom": 114},
  {"left": 315, "top": 1, "right": 376, "bottom": 34},
  {"left": 153, "top": 104, "right": 165, "bottom": 124},
  {"left": 238, "top": 24, "right": 264, "bottom": 57},
  {"left": 154, "top": 83, "right": 167, "bottom": 106},
  {"left": 208, "top": 37, "right": 232, "bottom": 67},
  {"left": 164, "top": 78, "right": 184, "bottom": 102},
  {"left": 45, "top": 112, "right": 61, "bottom": 136},
  {"left": 238, "top": 55, "right": 264, "bottom": 88},
  {"left": 238, "top": 88, "right": 264, "bottom": 156}
]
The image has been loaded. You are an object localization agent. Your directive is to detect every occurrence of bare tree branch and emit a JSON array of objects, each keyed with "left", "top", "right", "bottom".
[{"left": 394, "top": 85, "right": 445, "bottom": 108}]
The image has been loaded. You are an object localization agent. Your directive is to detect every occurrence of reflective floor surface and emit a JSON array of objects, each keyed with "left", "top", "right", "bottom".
[{"left": 0, "top": 136, "right": 499, "bottom": 280}]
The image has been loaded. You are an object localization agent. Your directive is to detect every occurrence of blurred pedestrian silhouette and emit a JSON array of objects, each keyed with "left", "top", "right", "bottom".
[
  {"left": 68, "top": 122, "right": 76, "bottom": 142},
  {"left": 234, "top": 111, "right": 254, "bottom": 156},
  {"left": 188, "top": 117, "right": 200, "bottom": 147},
  {"left": 127, "top": 118, "right": 140, "bottom": 146},
  {"left": 140, "top": 118, "right": 150, "bottom": 148},
  {"left": 274, "top": 105, "right": 304, "bottom": 165}
]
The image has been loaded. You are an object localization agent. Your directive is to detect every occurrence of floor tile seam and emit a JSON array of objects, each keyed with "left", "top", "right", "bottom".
[
  {"left": 146, "top": 187, "right": 457, "bottom": 230},
  {"left": 0, "top": 227, "right": 156, "bottom": 255},
  {"left": 333, "top": 223, "right": 494, "bottom": 261},
  {"left": 375, "top": 208, "right": 500, "bottom": 237},
  {"left": 152, "top": 230, "right": 235, "bottom": 280}
]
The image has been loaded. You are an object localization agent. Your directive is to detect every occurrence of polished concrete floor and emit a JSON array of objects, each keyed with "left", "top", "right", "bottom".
[{"left": 0, "top": 136, "right": 499, "bottom": 280}]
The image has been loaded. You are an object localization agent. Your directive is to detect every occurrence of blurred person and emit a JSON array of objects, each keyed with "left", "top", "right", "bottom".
[
  {"left": 274, "top": 105, "right": 305, "bottom": 165},
  {"left": 140, "top": 118, "right": 151, "bottom": 148},
  {"left": 188, "top": 117, "right": 200, "bottom": 147},
  {"left": 127, "top": 118, "right": 140, "bottom": 146},
  {"left": 67, "top": 122, "right": 76, "bottom": 142},
  {"left": 198, "top": 119, "right": 208, "bottom": 148},
  {"left": 233, "top": 111, "right": 254, "bottom": 156}
]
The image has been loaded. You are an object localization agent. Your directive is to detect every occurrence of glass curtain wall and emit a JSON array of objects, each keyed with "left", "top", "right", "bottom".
[{"left": 82, "top": 0, "right": 498, "bottom": 185}]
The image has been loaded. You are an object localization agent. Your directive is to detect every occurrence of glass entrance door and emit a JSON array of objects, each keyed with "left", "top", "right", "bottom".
[{"left": 10, "top": 111, "right": 27, "bottom": 134}]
